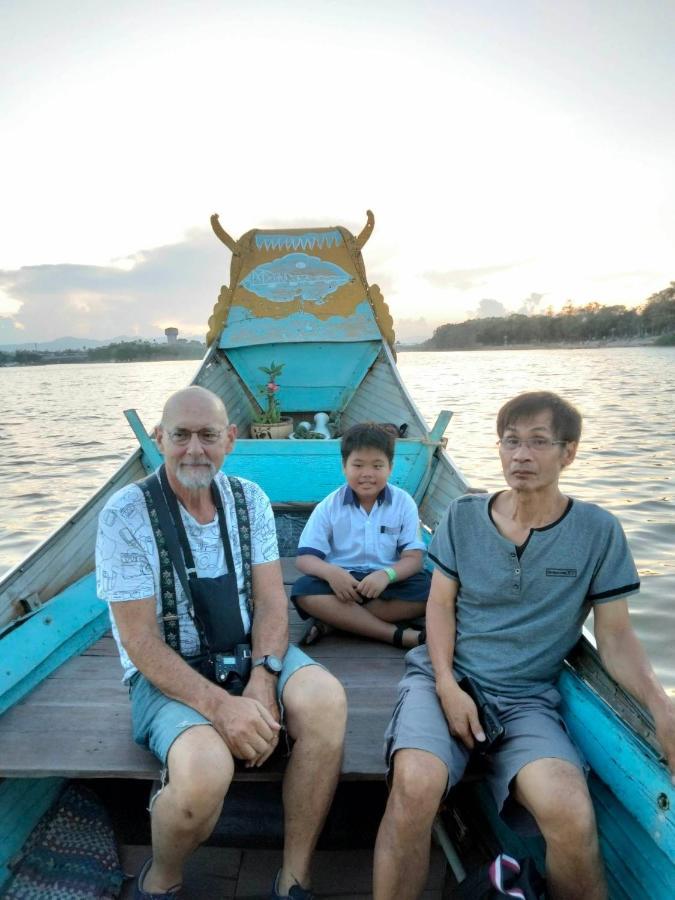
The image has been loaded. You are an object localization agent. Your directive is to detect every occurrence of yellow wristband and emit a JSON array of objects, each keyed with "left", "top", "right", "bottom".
[{"left": 384, "top": 567, "right": 397, "bottom": 583}]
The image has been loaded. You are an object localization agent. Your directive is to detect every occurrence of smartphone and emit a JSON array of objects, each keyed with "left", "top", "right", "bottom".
[{"left": 458, "top": 675, "right": 505, "bottom": 752}]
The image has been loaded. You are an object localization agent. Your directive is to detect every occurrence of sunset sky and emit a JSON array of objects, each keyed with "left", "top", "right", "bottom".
[{"left": 1, "top": 0, "right": 674, "bottom": 345}]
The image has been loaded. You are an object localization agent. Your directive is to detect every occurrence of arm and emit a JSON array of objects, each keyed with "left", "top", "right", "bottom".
[
  {"left": 111, "top": 598, "right": 279, "bottom": 763},
  {"left": 594, "top": 600, "right": 675, "bottom": 781},
  {"left": 426, "top": 569, "right": 485, "bottom": 749},
  {"left": 296, "top": 552, "right": 361, "bottom": 602},
  {"left": 356, "top": 549, "right": 424, "bottom": 599},
  {"left": 242, "top": 559, "right": 289, "bottom": 763}
]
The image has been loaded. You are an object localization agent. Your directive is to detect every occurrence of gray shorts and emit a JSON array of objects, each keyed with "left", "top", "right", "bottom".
[
  {"left": 130, "top": 644, "right": 322, "bottom": 764},
  {"left": 384, "top": 646, "right": 584, "bottom": 834}
]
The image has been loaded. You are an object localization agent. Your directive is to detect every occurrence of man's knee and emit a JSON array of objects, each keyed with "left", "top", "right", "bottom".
[
  {"left": 516, "top": 761, "right": 596, "bottom": 844},
  {"left": 388, "top": 749, "right": 448, "bottom": 826},
  {"left": 165, "top": 725, "right": 234, "bottom": 817},
  {"left": 284, "top": 667, "right": 347, "bottom": 744}
]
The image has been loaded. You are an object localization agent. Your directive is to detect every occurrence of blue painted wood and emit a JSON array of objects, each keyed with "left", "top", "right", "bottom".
[
  {"left": 225, "top": 341, "right": 380, "bottom": 412},
  {"left": 124, "top": 409, "right": 162, "bottom": 472},
  {"left": 0, "top": 777, "right": 64, "bottom": 889},
  {"left": 429, "top": 411, "right": 452, "bottom": 442},
  {"left": 225, "top": 439, "right": 430, "bottom": 502},
  {"left": 558, "top": 667, "right": 675, "bottom": 859},
  {"left": 219, "top": 301, "right": 383, "bottom": 348},
  {"left": 590, "top": 774, "right": 675, "bottom": 900},
  {"left": 0, "top": 574, "right": 108, "bottom": 715}
]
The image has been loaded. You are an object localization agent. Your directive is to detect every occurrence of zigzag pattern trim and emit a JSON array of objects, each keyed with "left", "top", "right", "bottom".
[{"left": 255, "top": 230, "right": 343, "bottom": 251}]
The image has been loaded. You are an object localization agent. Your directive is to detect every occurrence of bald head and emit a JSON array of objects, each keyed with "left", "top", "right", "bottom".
[{"left": 160, "top": 386, "right": 228, "bottom": 430}]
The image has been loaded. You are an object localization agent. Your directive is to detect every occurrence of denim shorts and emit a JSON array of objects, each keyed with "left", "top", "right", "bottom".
[
  {"left": 291, "top": 569, "right": 431, "bottom": 620},
  {"left": 129, "top": 644, "right": 322, "bottom": 764}
]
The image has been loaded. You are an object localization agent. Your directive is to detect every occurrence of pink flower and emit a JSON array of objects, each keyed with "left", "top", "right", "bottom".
[{"left": 266, "top": 382, "right": 279, "bottom": 392}]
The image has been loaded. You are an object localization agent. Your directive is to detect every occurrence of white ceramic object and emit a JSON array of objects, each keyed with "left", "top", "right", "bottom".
[{"left": 313, "top": 412, "right": 332, "bottom": 439}]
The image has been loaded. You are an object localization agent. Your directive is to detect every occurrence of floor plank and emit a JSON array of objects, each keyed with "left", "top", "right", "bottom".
[
  {"left": 0, "top": 559, "right": 410, "bottom": 781},
  {"left": 119, "top": 844, "right": 446, "bottom": 899}
]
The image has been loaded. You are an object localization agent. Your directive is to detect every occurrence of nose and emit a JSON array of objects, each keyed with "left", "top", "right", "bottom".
[
  {"left": 511, "top": 441, "right": 533, "bottom": 460},
  {"left": 185, "top": 432, "right": 204, "bottom": 452}
]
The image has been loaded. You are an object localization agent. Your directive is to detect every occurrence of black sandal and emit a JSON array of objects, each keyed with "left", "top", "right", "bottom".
[
  {"left": 392, "top": 623, "right": 426, "bottom": 649},
  {"left": 392, "top": 624, "right": 406, "bottom": 648}
]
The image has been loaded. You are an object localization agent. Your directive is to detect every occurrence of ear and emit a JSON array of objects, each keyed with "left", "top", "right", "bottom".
[
  {"left": 155, "top": 426, "right": 167, "bottom": 453},
  {"left": 224, "top": 422, "right": 238, "bottom": 452},
  {"left": 561, "top": 441, "right": 578, "bottom": 468}
]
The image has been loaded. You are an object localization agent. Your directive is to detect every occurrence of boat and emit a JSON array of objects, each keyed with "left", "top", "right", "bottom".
[{"left": 0, "top": 211, "right": 673, "bottom": 898}]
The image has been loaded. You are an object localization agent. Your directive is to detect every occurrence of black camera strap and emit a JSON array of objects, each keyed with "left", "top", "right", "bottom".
[
  {"left": 138, "top": 465, "right": 253, "bottom": 656},
  {"left": 137, "top": 470, "right": 190, "bottom": 654}
]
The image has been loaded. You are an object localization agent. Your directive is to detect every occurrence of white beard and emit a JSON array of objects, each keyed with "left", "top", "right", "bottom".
[{"left": 175, "top": 460, "right": 217, "bottom": 491}]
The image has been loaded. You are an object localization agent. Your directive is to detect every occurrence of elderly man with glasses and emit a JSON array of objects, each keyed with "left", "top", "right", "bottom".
[
  {"left": 374, "top": 390, "right": 675, "bottom": 900},
  {"left": 96, "top": 386, "right": 346, "bottom": 900}
]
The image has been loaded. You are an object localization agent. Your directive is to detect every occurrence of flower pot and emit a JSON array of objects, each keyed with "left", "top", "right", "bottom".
[{"left": 250, "top": 417, "right": 293, "bottom": 439}]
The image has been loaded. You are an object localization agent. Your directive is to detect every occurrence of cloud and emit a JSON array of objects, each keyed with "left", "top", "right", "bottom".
[
  {"left": 394, "top": 317, "right": 437, "bottom": 344},
  {"left": 423, "top": 262, "right": 520, "bottom": 292},
  {"left": 471, "top": 298, "right": 509, "bottom": 319},
  {"left": 517, "top": 292, "right": 545, "bottom": 315},
  {"left": 0, "top": 229, "right": 231, "bottom": 342}
]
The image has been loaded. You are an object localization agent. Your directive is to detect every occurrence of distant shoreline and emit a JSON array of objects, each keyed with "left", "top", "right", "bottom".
[{"left": 398, "top": 338, "right": 662, "bottom": 352}]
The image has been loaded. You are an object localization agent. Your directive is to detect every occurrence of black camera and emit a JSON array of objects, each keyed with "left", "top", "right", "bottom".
[{"left": 211, "top": 644, "right": 252, "bottom": 695}]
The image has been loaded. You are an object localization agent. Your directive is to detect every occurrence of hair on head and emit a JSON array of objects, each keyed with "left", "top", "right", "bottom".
[
  {"left": 340, "top": 422, "right": 396, "bottom": 463},
  {"left": 496, "top": 391, "right": 582, "bottom": 442}
]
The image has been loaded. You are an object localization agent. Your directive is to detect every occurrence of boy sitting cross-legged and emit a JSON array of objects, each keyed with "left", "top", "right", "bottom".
[{"left": 292, "top": 423, "right": 430, "bottom": 649}]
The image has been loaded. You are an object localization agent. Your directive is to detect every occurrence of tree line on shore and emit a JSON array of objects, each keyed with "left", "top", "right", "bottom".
[
  {"left": 421, "top": 282, "right": 675, "bottom": 350},
  {"left": 0, "top": 340, "right": 206, "bottom": 366}
]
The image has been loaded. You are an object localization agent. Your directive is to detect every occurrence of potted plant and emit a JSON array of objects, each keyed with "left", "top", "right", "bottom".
[{"left": 250, "top": 361, "right": 294, "bottom": 439}]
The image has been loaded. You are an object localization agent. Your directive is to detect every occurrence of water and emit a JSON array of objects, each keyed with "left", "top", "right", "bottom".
[{"left": 0, "top": 348, "right": 673, "bottom": 689}]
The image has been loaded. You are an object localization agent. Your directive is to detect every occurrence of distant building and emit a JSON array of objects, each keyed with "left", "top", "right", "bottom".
[{"left": 165, "top": 327, "right": 178, "bottom": 344}]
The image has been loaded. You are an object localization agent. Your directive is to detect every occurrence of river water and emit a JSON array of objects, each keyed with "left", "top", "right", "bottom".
[{"left": 0, "top": 348, "right": 673, "bottom": 689}]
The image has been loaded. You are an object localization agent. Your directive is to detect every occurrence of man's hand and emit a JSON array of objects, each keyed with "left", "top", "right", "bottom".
[
  {"left": 356, "top": 570, "right": 390, "bottom": 600},
  {"left": 242, "top": 669, "right": 282, "bottom": 767},
  {"left": 327, "top": 567, "right": 361, "bottom": 603},
  {"left": 654, "top": 696, "right": 675, "bottom": 785},
  {"left": 211, "top": 692, "right": 280, "bottom": 764},
  {"left": 436, "top": 673, "right": 486, "bottom": 751}
]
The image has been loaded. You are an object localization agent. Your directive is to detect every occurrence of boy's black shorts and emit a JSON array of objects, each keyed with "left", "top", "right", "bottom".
[{"left": 290, "top": 569, "right": 431, "bottom": 619}]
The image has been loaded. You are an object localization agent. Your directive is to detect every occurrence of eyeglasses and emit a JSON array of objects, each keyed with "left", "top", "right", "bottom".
[
  {"left": 497, "top": 437, "right": 568, "bottom": 452},
  {"left": 166, "top": 427, "right": 226, "bottom": 446}
]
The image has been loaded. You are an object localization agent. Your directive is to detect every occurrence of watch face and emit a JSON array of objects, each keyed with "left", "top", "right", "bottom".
[{"left": 265, "top": 655, "right": 283, "bottom": 674}]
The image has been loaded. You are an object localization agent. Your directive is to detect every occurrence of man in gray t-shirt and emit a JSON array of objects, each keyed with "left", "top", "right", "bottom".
[{"left": 373, "top": 391, "right": 675, "bottom": 900}]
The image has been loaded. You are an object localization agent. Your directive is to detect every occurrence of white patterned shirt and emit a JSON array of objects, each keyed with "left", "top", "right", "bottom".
[{"left": 95, "top": 472, "right": 279, "bottom": 681}]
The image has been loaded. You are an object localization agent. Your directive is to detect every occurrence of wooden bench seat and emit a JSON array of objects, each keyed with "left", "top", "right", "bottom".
[{"left": 0, "top": 559, "right": 405, "bottom": 781}]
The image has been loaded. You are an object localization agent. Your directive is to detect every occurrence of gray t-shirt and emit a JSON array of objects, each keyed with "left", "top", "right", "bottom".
[{"left": 428, "top": 493, "right": 640, "bottom": 697}]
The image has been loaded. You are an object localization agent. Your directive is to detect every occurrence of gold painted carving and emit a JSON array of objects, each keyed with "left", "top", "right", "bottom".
[{"left": 206, "top": 210, "right": 396, "bottom": 351}]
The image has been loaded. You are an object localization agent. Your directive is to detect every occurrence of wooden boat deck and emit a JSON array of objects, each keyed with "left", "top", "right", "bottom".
[{"left": 0, "top": 559, "right": 404, "bottom": 781}]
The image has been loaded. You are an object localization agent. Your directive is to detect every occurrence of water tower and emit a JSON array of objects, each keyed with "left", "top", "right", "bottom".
[{"left": 165, "top": 327, "right": 178, "bottom": 344}]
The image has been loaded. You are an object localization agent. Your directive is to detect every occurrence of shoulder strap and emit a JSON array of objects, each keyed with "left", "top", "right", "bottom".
[
  {"left": 137, "top": 469, "right": 193, "bottom": 654},
  {"left": 227, "top": 475, "right": 253, "bottom": 615}
]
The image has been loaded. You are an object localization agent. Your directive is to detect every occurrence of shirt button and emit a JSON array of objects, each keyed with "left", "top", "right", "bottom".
[{"left": 514, "top": 569, "right": 521, "bottom": 575}]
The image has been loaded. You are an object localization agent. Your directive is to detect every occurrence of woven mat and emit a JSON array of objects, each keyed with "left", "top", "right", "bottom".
[{"left": 2, "top": 783, "right": 124, "bottom": 899}]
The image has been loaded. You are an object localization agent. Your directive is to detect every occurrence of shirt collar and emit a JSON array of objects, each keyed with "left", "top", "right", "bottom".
[{"left": 343, "top": 485, "right": 392, "bottom": 508}]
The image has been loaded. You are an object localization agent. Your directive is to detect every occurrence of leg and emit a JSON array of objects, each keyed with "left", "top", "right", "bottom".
[
  {"left": 296, "top": 593, "right": 422, "bottom": 648},
  {"left": 364, "top": 597, "right": 426, "bottom": 623},
  {"left": 373, "top": 749, "right": 448, "bottom": 900},
  {"left": 277, "top": 666, "right": 347, "bottom": 894},
  {"left": 513, "top": 758, "right": 605, "bottom": 900},
  {"left": 143, "top": 725, "right": 234, "bottom": 893}
]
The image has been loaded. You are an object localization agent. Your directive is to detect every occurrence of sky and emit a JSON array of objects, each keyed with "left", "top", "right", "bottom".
[{"left": 1, "top": 0, "right": 674, "bottom": 345}]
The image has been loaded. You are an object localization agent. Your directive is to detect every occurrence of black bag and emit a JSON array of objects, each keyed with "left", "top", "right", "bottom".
[{"left": 455, "top": 853, "right": 546, "bottom": 899}]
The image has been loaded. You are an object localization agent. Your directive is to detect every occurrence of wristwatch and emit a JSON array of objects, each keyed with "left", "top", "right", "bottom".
[{"left": 251, "top": 654, "right": 283, "bottom": 675}]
